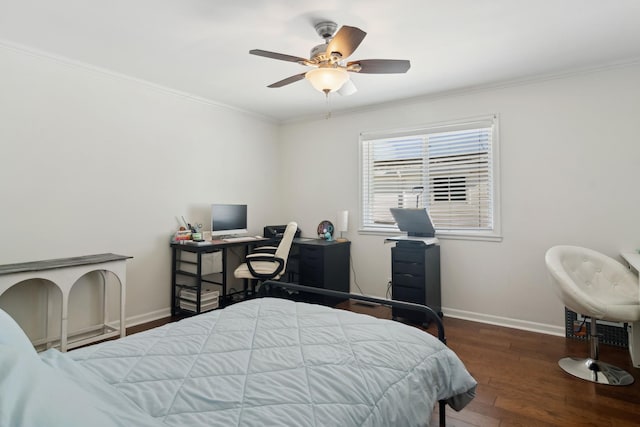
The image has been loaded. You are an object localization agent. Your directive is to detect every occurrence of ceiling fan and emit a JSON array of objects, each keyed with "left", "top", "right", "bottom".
[{"left": 249, "top": 21, "right": 411, "bottom": 96}]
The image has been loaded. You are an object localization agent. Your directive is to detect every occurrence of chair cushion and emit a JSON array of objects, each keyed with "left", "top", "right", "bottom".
[{"left": 234, "top": 262, "right": 283, "bottom": 280}]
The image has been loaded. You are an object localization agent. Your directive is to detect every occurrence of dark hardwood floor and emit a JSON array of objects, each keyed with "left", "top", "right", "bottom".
[
  {"left": 127, "top": 302, "right": 640, "bottom": 427},
  {"left": 431, "top": 317, "right": 640, "bottom": 426}
]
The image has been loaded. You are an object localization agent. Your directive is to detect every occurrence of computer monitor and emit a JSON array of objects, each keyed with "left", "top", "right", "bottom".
[
  {"left": 389, "top": 208, "right": 435, "bottom": 237},
  {"left": 211, "top": 204, "right": 248, "bottom": 237}
]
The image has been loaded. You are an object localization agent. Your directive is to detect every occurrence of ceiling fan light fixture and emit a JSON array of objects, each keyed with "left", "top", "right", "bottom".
[
  {"left": 305, "top": 67, "right": 349, "bottom": 93},
  {"left": 250, "top": 22, "right": 410, "bottom": 96}
]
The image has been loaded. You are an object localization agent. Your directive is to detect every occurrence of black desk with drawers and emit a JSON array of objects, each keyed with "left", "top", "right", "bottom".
[{"left": 287, "top": 239, "right": 351, "bottom": 306}]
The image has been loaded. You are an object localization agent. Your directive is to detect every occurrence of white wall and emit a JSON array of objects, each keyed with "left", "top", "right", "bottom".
[
  {"left": 0, "top": 45, "right": 281, "bottom": 336},
  {"left": 279, "top": 62, "right": 640, "bottom": 334},
  {"left": 2, "top": 40, "right": 639, "bottom": 339}
]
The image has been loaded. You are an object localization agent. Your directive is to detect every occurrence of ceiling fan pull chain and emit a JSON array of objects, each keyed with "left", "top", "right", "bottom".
[{"left": 325, "top": 91, "right": 332, "bottom": 120}]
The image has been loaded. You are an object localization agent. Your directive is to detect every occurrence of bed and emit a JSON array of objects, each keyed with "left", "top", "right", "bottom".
[{"left": 0, "top": 282, "right": 476, "bottom": 427}]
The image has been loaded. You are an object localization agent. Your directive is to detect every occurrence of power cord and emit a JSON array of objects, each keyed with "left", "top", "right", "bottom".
[
  {"left": 350, "top": 253, "right": 393, "bottom": 300},
  {"left": 349, "top": 253, "right": 365, "bottom": 295}
]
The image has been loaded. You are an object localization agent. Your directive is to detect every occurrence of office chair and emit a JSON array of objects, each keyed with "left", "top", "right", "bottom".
[
  {"left": 234, "top": 221, "right": 297, "bottom": 295},
  {"left": 545, "top": 245, "right": 640, "bottom": 385}
]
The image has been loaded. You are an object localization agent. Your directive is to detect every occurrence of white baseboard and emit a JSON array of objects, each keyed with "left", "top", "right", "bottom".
[
  {"left": 126, "top": 308, "right": 172, "bottom": 328},
  {"left": 112, "top": 305, "right": 565, "bottom": 338},
  {"left": 443, "top": 307, "right": 565, "bottom": 337},
  {"left": 105, "top": 308, "right": 172, "bottom": 331}
]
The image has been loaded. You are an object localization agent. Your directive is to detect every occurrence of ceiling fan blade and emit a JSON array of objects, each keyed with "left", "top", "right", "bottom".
[
  {"left": 325, "top": 26, "right": 367, "bottom": 59},
  {"left": 267, "top": 72, "right": 307, "bottom": 88},
  {"left": 250, "top": 49, "right": 308, "bottom": 64},
  {"left": 348, "top": 59, "right": 411, "bottom": 74}
]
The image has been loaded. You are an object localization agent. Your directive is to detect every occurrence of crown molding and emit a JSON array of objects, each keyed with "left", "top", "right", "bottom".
[{"left": 0, "top": 39, "right": 278, "bottom": 124}]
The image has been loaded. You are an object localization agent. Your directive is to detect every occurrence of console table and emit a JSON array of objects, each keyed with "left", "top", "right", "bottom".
[{"left": 0, "top": 253, "right": 131, "bottom": 352}]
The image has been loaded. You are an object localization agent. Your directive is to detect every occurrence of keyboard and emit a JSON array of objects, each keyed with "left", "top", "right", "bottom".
[{"left": 222, "top": 236, "right": 257, "bottom": 243}]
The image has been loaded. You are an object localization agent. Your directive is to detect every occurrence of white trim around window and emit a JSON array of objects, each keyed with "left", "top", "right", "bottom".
[{"left": 359, "top": 115, "right": 502, "bottom": 241}]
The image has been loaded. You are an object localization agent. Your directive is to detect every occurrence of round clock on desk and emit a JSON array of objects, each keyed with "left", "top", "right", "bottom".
[{"left": 317, "top": 220, "right": 334, "bottom": 241}]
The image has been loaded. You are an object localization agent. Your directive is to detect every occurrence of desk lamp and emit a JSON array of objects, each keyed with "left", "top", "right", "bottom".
[{"left": 336, "top": 210, "right": 349, "bottom": 242}]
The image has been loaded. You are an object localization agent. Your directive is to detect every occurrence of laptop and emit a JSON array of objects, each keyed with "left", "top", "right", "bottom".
[{"left": 389, "top": 208, "right": 435, "bottom": 238}]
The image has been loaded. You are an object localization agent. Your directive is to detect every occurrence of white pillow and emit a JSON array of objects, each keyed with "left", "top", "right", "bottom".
[
  {"left": 0, "top": 344, "right": 162, "bottom": 427},
  {"left": 0, "top": 308, "right": 37, "bottom": 358}
]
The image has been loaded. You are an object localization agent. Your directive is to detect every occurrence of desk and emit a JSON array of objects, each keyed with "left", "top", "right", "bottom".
[
  {"left": 621, "top": 251, "right": 640, "bottom": 274},
  {"left": 170, "top": 238, "right": 351, "bottom": 314},
  {"left": 620, "top": 251, "right": 640, "bottom": 368},
  {"left": 170, "top": 239, "right": 268, "bottom": 315},
  {"left": 0, "top": 253, "right": 131, "bottom": 352}
]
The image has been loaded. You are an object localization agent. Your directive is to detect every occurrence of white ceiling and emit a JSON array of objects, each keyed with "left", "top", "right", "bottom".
[{"left": 2, "top": 0, "right": 640, "bottom": 122}]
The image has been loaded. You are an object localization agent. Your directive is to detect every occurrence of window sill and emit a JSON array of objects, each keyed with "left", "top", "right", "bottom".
[{"left": 358, "top": 228, "right": 502, "bottom": 243}]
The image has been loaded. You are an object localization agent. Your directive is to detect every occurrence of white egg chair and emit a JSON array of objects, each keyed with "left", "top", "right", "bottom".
[{"left": 545, "top": 245, "right": 640, "bottom": 385}]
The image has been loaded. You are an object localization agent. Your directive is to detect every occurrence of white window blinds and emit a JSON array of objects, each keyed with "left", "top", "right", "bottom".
[{"left": 361, "top": 117, "right": 497, "bottom": 234}]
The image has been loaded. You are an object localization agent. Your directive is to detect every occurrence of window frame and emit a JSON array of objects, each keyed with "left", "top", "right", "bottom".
[{"left": 358, "top": 115, "right": 501, "bottom": 242}]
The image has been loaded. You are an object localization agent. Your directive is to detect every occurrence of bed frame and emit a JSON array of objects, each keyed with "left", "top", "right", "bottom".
[{"left": 260, "top": 280, "right": 448, "bottom": 427}]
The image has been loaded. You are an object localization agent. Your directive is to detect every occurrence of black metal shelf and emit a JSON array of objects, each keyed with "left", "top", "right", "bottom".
[{"left": 170, "top": 241, "right": 259, "bottom": 316}]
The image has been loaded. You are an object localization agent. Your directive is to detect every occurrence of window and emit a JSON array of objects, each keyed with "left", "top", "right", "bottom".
[
  {"left": 434, "top": 176, "right": 466, "bottom": 201},
  {"left": 360, "top": 116, "right": 500, "bottom": 239}
]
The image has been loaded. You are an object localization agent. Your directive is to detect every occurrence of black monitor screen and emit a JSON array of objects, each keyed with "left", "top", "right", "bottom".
[{"left": 211, "top": 204, "right": 247, "bottom": 236}]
